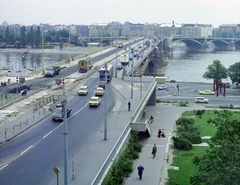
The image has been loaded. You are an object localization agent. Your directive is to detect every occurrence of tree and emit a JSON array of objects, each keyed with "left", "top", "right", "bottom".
[
  {"left": 60, "top": 41, "right": 63, "bottom": 49},
  {"left": 35, "top": 26, "right": 41, "bottom": 48},
  {"left": 21, "top": 26, "right": 27, "bottom": 47},
  {"left": 30, "top": 26, "right": 35, "bottom": 48},
  {"left": 203, "top": 60, "right": 228, "bottom": 81},
  {"left": 5, "top": 26, "right": 9, "bottom": 45},
  {"left": 190, "top": 110, "right": 240, "bottom": 184},
  {"left": 228, "top": 62, "right": 240, "bottom": 84}
]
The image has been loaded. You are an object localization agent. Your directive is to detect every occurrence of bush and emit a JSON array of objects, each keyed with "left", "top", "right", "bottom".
[
  {"left": 196, "top": 110, "right": 205, "bottom": 115},
  {"left": 180, "top": 102, "right": 187, "bottom": 106},
  {"left": 179, "top": 132, "right": 202, "bottom": 144},
  {"left": 176, "top": 117, "right": 195, "bottom": 126},
  {"left": 177, "top": 125, "right": 201, "bottom": 135},
  {"left": 156, "top": 99, "right": 162, "bottom": 103},
  {"left": 172, "top": 136, "right": 192, "bottom": 150}
]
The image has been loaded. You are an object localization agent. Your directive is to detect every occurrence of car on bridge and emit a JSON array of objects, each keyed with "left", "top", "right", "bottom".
[
  {"left": 199, "top": 90, "right": 215, "bottom": 95},
  {"left": 52, "top": 107, "right": 72, "bottom": 121},
  {"left": 78, "top": 86, "right": 88, "bottom": 95},
  {"left": 89, "top": 96, "right": 101, "bottom": 107},
  {"left": 99, "top": 81, "right": 105, "bottom": 89},
  {"left": 158, "top": 85, "right": 168, "bottom": 90},
  {"left": 95, "top": 87, "right": 104, "bottom": 96}
]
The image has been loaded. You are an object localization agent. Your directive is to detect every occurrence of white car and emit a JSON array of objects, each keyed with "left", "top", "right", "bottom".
[{"left": 195, "top": 97, "right": 208, "bottom": 104}]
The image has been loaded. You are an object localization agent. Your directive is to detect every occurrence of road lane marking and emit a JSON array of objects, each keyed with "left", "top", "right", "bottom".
[
  {"left": 21, "top": 145, "right": 33, "bottom": 156},
  {"left": 43, "top": 131, "right": 53, "bottom": 139},
  {"left": 0, "top": 164, "right": 8, "bottom": 171}
]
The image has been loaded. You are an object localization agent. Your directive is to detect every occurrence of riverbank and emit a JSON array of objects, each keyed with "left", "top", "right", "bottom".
[{"left": 0, "top": 46, "right": 99, "bottom": 54}]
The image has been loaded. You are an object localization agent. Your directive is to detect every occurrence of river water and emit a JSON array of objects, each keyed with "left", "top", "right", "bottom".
[
  {"left": 0, "top": 47, "right": 239, "bottom": 83},
  {"left": 148, "top": 47, "right": 240, "bottom": 83}
]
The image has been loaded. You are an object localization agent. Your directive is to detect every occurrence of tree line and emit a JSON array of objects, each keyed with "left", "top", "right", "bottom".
[{"left": 0, "top": 26, "right": 87, "bottom": 48}]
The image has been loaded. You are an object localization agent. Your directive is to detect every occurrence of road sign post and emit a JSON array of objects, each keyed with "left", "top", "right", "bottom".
[{"left": 53, "top": 166, "right": 60, "bottom": 185}]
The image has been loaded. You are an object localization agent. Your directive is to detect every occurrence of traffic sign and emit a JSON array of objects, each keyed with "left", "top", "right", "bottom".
[
  {"left": 56, "top": 79, "right": 61, "bottom": 85},
  {"left": 19, "top": 77, "right": 25, "bottom": 84}
]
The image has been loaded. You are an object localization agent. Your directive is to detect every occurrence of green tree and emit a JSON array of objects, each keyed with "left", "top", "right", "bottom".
[
  {"left": 30, "top": 26, "right": 35, "bottom": 48},
  {"left": 35, "top": 26, "right": 41, "bottom": 48},
  {"left": 5, "top": 26, "right": 9, "bottom": 45},
  {"left": 21, "top": 26, "right": 27, "bottom": 47},
  {"left": 203, "top": 60, "right": 228, "bottom": 81},
  {"left": 228, "top": 62, "right": 240, "bottom": 84},
  {"left": 60, "top": 41, "right": 63, "bottom": 49}
]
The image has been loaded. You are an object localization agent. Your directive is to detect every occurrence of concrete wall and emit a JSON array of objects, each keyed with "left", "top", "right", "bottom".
[{"left": 156, "top": 77, "right": 165, "bottom": 84}]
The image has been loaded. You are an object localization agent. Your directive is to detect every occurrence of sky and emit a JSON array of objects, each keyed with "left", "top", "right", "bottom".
[{"left": 1, "top": 0, "right": 240, "bottom": 27}]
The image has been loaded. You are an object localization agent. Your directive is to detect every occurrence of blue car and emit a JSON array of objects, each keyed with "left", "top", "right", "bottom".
[{"left": 158, "top": 85, "right": 168, "bottom": 90}]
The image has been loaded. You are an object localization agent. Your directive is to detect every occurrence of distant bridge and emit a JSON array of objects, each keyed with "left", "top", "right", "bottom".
[{"left": 172, "top": 37, "right": 240, "bottom": 52}]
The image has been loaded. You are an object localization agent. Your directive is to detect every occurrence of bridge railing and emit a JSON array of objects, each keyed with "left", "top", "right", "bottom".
[{"left": 131, "top": 77, "right": 156, "bottom": 123}]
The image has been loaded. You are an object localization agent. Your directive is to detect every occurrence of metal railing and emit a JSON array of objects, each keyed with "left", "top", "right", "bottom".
[
  {"left": 91, "top": 122, "right": 131, "bottom": 185},
  {"left": 0, "top": 93, "right": 19, "bottom": 107}
]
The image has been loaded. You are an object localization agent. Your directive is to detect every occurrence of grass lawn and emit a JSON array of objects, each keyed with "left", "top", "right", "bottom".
[
  {"left": 168, "top": 146, "right": 209, "bottom": 185},
  {"left": 167, "top": 110, "right": 240, "bottom": 184}
]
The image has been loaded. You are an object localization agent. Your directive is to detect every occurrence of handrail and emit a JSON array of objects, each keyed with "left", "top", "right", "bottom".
[
  {"left": 131, "top": 78, "right": 156, "bottom": 123},
  {"left": 91, "top": 122, "right": 131, "bottom": 185}
]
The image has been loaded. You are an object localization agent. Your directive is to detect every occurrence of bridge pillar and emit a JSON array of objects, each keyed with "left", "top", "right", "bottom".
[{"left": 163, "top": 38, "right": 173, "bottom": 56}]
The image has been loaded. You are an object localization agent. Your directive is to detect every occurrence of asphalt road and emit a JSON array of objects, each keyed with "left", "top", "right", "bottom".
[
  {"left": 156, "top": 82, "right": 240, "bottom": 106},
  {"left": 0, "top": 73, "right": 124, "bottom": 184},
  {"left": 0, "top": 39, "right": 141, "bottom": 94}
]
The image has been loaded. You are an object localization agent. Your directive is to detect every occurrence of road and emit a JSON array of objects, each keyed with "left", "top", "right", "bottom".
[
  {"left": 156, "top": 82, "right": 240, "bottom": 106},
  {"left": 0, "top": 39, "right": 142, "bottom": 94},
  {"left": 0, "top": 72, "right": 125, "bottom": 184}
]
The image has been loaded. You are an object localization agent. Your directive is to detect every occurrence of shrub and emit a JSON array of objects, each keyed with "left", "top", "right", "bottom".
[
  {"left": 156, "top": 99, "right": 162, "bottom": 103},
  {"left": 176, "top": 117, "right": 195, "bottom": 126},
  {"left": 172, "top": 136, "right": 192, "bottom": 150},
  {"left": 179, "top": 132, "right": 202, "bottom": 144},
  {"left": 180, "top": 102, "right": 187, "bottom": 106},
  {"left": 177, "top": 125, "right": 201, "bottom": 135},
  {"left": 196, "top": 110, "right": 205, "bottom": 115}
]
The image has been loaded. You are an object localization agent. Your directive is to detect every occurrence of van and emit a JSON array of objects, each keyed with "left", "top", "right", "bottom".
[
  {"left": 118, "top": 43, "right": 123, "bottom": 48},
  {"left": 195, "top": 97, "right": 208, "bottom": 104}
]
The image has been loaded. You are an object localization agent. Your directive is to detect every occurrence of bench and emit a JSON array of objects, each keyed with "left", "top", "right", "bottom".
[{"left": 219, "top": 105, "right": 229, "bottom": 108}]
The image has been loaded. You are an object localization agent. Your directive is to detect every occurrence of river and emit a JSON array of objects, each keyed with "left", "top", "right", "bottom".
[{"left": 148, "top": 47, "right": 240, "bottom": 83}]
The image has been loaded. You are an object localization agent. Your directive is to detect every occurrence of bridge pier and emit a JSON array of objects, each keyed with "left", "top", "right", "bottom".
[{"left": 213, "top": 44, "right": 236, "bottom": 51}]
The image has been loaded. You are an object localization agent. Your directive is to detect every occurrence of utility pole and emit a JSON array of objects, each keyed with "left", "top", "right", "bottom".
[
  {"left": 68, "top": 26, "right": 71, "bottom": 65},
  {"left": 104, "top": 63, "right": 107, "bottom": 140},
  {"left": 115, "top": 40, "right": 118, "bottom": 78},
  {"left": 62, "top": 80, "right": 68, "bottom": 185},
  {"left": 41, "top": 31, "right": 44, "bottom": 75}
]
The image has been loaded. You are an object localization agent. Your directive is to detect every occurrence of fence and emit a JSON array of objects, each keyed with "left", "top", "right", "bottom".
[{"left": 0, "top": 93, "right": 19, "bottom": 107}]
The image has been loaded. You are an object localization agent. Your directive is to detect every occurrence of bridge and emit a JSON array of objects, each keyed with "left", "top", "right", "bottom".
[{"left": 173, "top": 37, "right": 240, "bottom": 52}]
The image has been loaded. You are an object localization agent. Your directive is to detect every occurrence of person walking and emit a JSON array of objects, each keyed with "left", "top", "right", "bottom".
[
  {"left": 158, "top": 129, "right": 162, "bottom": 138},
  {"left": 143, "top": 109, "right": 146, "bottom": 118},
  {"left": 162, "top": 129, "right": 166, "bottom": 138},
  {"left": 152, "top": 144, "right": 157, "bottom": 158},
  {"left": 150, "top": 115, "right": 154, "bottom": 123},
  {"left": 128, "top": 101, "right": 131, "bottom": 112},
  {"left": 137, "top": 164, "right": 144, "bottom": 180}
]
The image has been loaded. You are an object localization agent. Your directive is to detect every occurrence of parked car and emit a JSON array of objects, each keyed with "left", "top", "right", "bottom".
[
  {"left": 199, "top": 90, "right": 215, "bottom": 95},
  {"left": 95, "top": 87, "right": 104, "bottom": 96},
  {"left": 78, "top": 86, "right": 88, "bottom": 95},
  {"left": 52, "top": 107, "right": 72, "bottom": 121},
  {"left": 158, "top": 85, "right": 168, "bottom": 90},
  {"left": 195, "top": 97, "right": 208, "bottom": 104},
  {"left": 99, "top": 81, "right": 105, "bottom": 89},
  {"left": 89, "top": 96, "right": 101, "bottom": 107},
  {"left": 223, "top": 82, "right": 231, "bottom": 88},
  {"left": 170, "top": 80, "right": 176, "bottom": 83}
]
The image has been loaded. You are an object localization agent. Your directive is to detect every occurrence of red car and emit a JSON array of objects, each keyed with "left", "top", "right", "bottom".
[{"left": 99, "top": 81, "right": 105, "bottom": 89}]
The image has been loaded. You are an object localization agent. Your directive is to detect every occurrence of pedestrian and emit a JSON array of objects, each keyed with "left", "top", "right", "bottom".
[
  {"left": 137, "top": 164, "right": 144, "bottom": 180},
  {"left": 150, "top": 115, "right": 154, "bottom": 123},
  {"left": 152, "top": 144, "right": 157, "bottom": 158},
  {"left": 158, "top": 129, "right": 162, "bottom": 138},
  {"left": 128, "top": 101, "right": 131, "bottom": 112},
  {"left": 162, "top": 129, "right": 165, "bottom": 138},
  {"left": 143, "top": 109, "right": 146, "bottom": 118}
]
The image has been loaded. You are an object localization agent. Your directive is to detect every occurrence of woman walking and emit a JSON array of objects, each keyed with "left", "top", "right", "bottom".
[{"left": 152, "top": 144, "right": 157, "bottom": 158}]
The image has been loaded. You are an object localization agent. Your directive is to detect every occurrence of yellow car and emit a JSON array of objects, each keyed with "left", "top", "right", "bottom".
[
  {"left": 199, "top": 90, "right": 215, "bottom": 95},
  {"left": 95, "top": 87, "right": 104, "bottom": 96},
  {"left": 78, "top": 86, "right": 88, "bottom": 95},
  {"left": 89, "top": 96, "right": 101, "bottom": 107}
]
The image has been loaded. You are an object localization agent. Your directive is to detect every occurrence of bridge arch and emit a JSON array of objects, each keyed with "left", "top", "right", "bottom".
[{"left": 173, "top": 39, "right": 203, "bottom": 46}]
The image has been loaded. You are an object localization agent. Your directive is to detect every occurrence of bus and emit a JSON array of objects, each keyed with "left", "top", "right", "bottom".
[{"left": 99, "top": 64, "right": 113, "bottom": 82}]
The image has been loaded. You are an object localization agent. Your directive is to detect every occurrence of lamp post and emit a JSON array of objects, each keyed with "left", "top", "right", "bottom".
[
  {"left": 68, "top": 26, "right": 71, "bottom": 65},
  {"left": 115, "top": 40, "right": 118, "bottom": 78},
  {"left": 42, "top": 31, "right": 44, "bottom": 75},
  {"left": 104, "top": 63, "right": 107, "bottom": 140}
]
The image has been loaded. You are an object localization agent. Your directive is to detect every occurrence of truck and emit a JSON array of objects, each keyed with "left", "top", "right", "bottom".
[
  {"left": 45, "top": 66, "right": 61, "bottom": 77},
  {"left": 78, "top": 58, "right": 93, "bottom": 73},
  {"left": 120, "top": 54, "right": 129, "bottom": 65}
]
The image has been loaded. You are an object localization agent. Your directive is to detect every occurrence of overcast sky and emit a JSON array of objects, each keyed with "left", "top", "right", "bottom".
[{"left": 1, "top": 0, "right": 240, "bottom": 27}]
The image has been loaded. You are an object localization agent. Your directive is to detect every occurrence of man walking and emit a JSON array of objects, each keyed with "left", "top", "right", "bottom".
[
  {"left": 128, "top": 101, "right": 131, "bottom": 112},
  {"left": 137, "top": 164, "right": 144, "bottom": 180}
]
